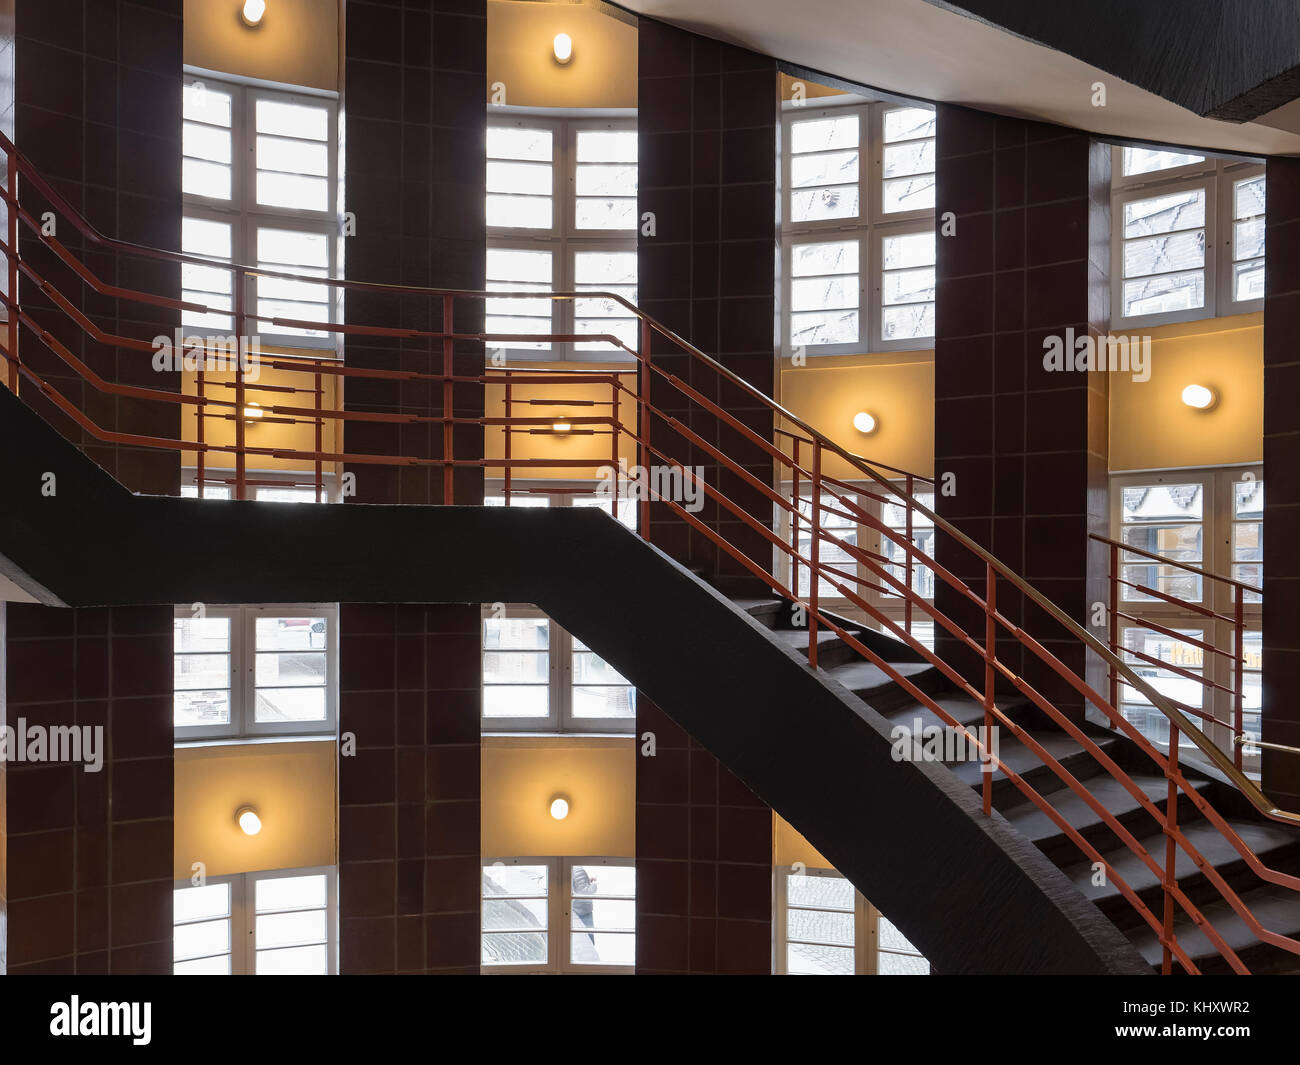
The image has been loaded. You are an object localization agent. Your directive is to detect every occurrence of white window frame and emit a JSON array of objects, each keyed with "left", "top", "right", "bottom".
[
  {"left": 173, "top": 602, "right": 339, "bottom": 741},
  {"left": 774, "top": 865, "right": 929, "bottom": 975},
  {"left": 183, "top": 70, "right": 341, "bottom": 353},
  {"left": 487, "top": 111, "right": 638, "bottom": 363},
  {"left": 1110, "top": 148, "right": 1264, "bottom": 329},
  {"left": 1109, "top": 466, "right": 1262, "bottom": 773},
  {"left": 173, "top": 865, "right": 338, "bottom": 975},
  {"left": 481, "top": 856, "right": 634, "bottom": 974},
  {"left": 482, "top": 602, "right": 635, "bottom": 734},
  {"left": 780, "top": 98, "right": 936, "bottom": 357}
]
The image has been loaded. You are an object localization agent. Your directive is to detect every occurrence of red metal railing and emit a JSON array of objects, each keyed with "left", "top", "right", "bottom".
[
  {"left": 1092, "top": 533, "right": 1282, "bottom": 776},
  {"left": 2, "top": 129, "right": 1299, "bottom": 973}
]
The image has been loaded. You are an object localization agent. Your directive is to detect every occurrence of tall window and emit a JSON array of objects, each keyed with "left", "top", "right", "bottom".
[
  {"left": 482, "top": 605, "right": 635, "bottom": 733},
  {"left": 775, "top": 867, "right": 929, "bottom": 975},
  {"left": 1111, "top": 146, "right": 1264, "bottom": 327},
  {"left": 486, "top": 115, "right": 637, "bottom": 361},
  {"left": 182, "top": 74, "right": 340, "bottom": 349},
  {"left": 173, "top": 866, "right": 337, "bottom": 975},
  {"left": 173, "top": 604, "right": 337, "bottom": 740},
  {"left": 481, "top": 857, "right": 635, "bottom": 973},
  {"left": 1111, "top": 467, "right": 1262, "bottom": 770},
  {"left": 781, "top": 99, "right": 936, "bottom": 355}
]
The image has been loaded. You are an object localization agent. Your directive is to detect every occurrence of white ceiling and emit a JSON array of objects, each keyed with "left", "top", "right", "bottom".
[{"left": 615, "top": 0, "right": 1300, "bottom": 157}]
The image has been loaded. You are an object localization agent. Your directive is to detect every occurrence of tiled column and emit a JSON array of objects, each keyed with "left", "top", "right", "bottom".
[
  {"left": 933, "top": 106, "right": 1109, "bottom": 718},
  {"left": 1262, "top": 157, "right": 1300, "bottom": 807},
  {"left": 3, "top": 0, "right": 179, "bottom": 974},
  {"left": 338, "top": 0, "right": 485, "bottom": 974},
  {"left": 634, "top": 19, "right": 775, "bottom": 974}
]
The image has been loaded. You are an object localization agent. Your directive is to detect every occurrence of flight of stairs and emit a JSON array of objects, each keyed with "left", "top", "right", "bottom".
[{"left": 741, "top": 599, "right": 1300, "bottom": 974}]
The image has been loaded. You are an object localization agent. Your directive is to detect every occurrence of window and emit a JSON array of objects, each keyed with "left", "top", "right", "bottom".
[
  {"left": 481, "top": 857, "right": 634, "bottom": 973},
  {"left": 181, "top": 468, "right": 339, "bottom": 502},
  {"left": 482, "top": 605, "right": 635, "bottom": 732},
  {"left": 487, "top": 115, "right": 637, "bottom": 361},
  {"left": 784, "top": 482, "right": 937, "bottom": 647},
  {"left": 775, "top": 867, "right": 929, "bottom": 975},
  {"left": 173, "top": 604, "right": 337, "bottom": 739},
  {"left": 485, "top": 479, "right": 638, "bottom": 529},
  {"left": 781, "top": 99, "right": 936, "bottom": 355},
  {"left": 183, "top": 73, "right": 340, "bottom": 349},
  {"left": 1111, "top": 146, "right": 1264, "bottom": 327},
  {"left": 173, "top": 867, "right": 337, "bottom": 975},
  {"left": 1110, "top": 467, "right": 1262, "bottom": 771}
]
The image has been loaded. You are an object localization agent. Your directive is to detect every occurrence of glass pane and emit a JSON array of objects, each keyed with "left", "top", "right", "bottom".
[
  {"left": 1234, "top": 175, "right": 1266, "bottom": 220},
  {"left": 883, "top": 140, "right": 935, "bottom": 179},
  {"left": 574, "top": 864, "right": 635, "bottom": 897},
  {"left": 1122, "top": 483, "right": 1203, "bottom": 522},
  {"left": 184, "top": 82, "right": 232, "bottom": 126},
  {"left": 792, "top": 240, "right": 858, "bottom": 277},
  {"left": 482, "top": 685, "right": 549, "bottom": 718},
  {"left": 257, "top": 873, "right": 328, "bottom": 913},
  {"left": 255, "top": 686, "right": 327, "bottom": 723},
  {"left": 1123, "top": 269, "right": 1204, "bottom": 317},
  {"left": 877, "top": 950, "right": 930, "bottom": 975},
  {"left": 488, "top": 125, "right": 552, "bottom": 162},
  {"left": 881, "top": 231, "right": 935, "bottom": 270},
  {"left": 183, "top": 216, "right": 232, "bottom": 259},
  {"left": 575, "top": 199, "right": 637, "bottom": 230},
  {"left": 484, "top": 617, "right": 549, "bottom": 650},
  {"left": 1124, "top": 188, "right": 1205, "bottom": 238},
  {"left": 792, "top": 184, "right": 860, "bottom": 222},
  {"left": 487, "top": 194, "right": 552, "bottom": 229},
  {"left": 483, "top": 650, "right": 548, "bottom": 684},
  {"left": 174, "top": 689, "right": 231, "bottom": 728},
  {"left": 256, "top": 909, "right": 327, "bottom": 949},
  {"left": 256, "top": 944, "right": 329, "bottom": 975},
  {"left": 183, "top": 158, "right": 231, "bottom": 200},
  {"left": 576, "top": 129, "right": 637, "bottom": 163},
  {"left": 791, "top": 114, "right": 858, "bottom": 153},
  {"left": 488, "top": 159, "right": 552, "bottom": 196},
  {"left": 175, "top": 616, "right": 230, "bottom": 653},
  {"left": 570, "top": 931, "right": 634, "bottom": 966},
  {"left": 792, "top": 149, "right": 858, "bottom": 188},
  {"left": 786, "top": 872, "right": 854, "bottom": 910},
  {"left": 787, "top": 941, "right": 854, "bottom": 975},
  {"left": 878, "top": 914, "right": 920, "bottom": 953},
  {"left": 483, "top": 897, "right": 548, "bottom": 929},
  {"left": 257, "top": 134, "right": 328, "bottom": 176},
  {"left": 1124, "top": 230, "right": 1205, "bottom": 278},
  {"left": 258, "top": 171, "right": 329, "bottom": 212},
  {"left": 572, "top": 686, "right": 635, "bottom": 718},
  {"left": 256, "top": 99, "right": 329, "bottom": 140},
  {"left": 258, "top": 227, "right": 329, "bottom": 270},
  {"left": 256, "top": 616, "right": 328, "bottom": 650},
  {"left": 1122, "top": 147, "right": 1205, "bottom": 177},
  {"left": 882, "top": 174, "right": 935, "bottom": 214},
  {"left": 788, "top": 906, "right": 855, "bottom": 946},
  {"left": 482, "top": 932, "right": 548, "bottom": 965},
  {"left": 175, "top": 954, "right": 231, "bottom": 975},
  {"left": 883, "top": 107, "right": 936, "bottom": 143},
  {"left": 174, "top": 882, "right": 231, "bottom": 924},
  {"left": 173, "top": 918, "right": 229, "bottom": 962},
  {"left": 482, "top": 864, "right": 548, "bottom": 897},
  {"left": 1235, "top": 258, "right": 1265, "bottom": 302},
  {"left": 174, "top": 652, "right": 230, "bottom": 691},
  {"left": 255, "top": 650, "right": 327, "bottom": 687}
]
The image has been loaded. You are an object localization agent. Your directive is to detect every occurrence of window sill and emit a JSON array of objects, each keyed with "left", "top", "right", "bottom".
[{"left": 174, "top": 732, "right": 337, "bottom": 750}]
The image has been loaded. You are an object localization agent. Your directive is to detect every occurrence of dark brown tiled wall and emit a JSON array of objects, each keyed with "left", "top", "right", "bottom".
[
  {"left": 635, "top": 19, "right": 775, "bottom": 974},
  {"left": 4, "top": 605, "right": 174, "bottom": 973},
  {"left": 933, "top": 106, "right": 1109, "bottom": 717},
  {"left": 1262, "top": 157, "right": 1300, "bottom": 807},
  {"left": 338, "top": 0, "right": 486, "bottom": 974},
  {"left": 4, "top": 0, "right": 179, "bottom": 974}
]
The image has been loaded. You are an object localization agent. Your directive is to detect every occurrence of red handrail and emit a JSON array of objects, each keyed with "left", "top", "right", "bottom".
[{"left": 2, "top": 129, "right": 1299, "bottom": 973}]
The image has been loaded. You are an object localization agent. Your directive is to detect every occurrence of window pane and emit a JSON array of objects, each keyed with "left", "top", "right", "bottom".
[
  {"left": 483, "top": 685, "right": 549, "bottom": 718},
  {"left": 482, "top": 863, "right": 549, "bottom": 966},
  {"left": 174, "top": 918, "right": 229, "bottom": 962},
  {"left": 256, "top": 615, "right": 328, "bottom": 650},
  {"left": 488, "top": 125, "right": 553, "bottom": 230},
  {"left": 184, "top": 81, "right": 232, "bottom": 126},
  {"left": 174, "top": 882, "right": 231, "bottom": 924},
  {"left": 487, "top": 248, "right": 553, "bottom": 349},
  {"left": 256, "top": 98, "right": 329, "bottom": 141},
  {"left": 877, "top": 950, "right": 931, "bottom": 975},
  {"left": 257, "top": 873, "right": 328, "bottom": 913},
  {"left": 790, "top": 113, "right": 860, "bottom": 224},
  {"left": 174, "top": 653, "right": 230, "bottom": 691},
  {"left": 256, "top": 944, "right": 329, "bottom": 975},
  {"left": 788, "top": 941, "right": 855, "bottom": 975},
  {"left": 175, "top": 954, "right": 231, "bottom": 975},
  {"left": 484, "top": 616, "right": 549, "bottom": 649},
  {"left": 786, "top": 871, "right": 854, "bottom": 910},
  {"left": 1122, "top": 147, "right": 1206, "bottom": 177},
  {"left": 790, "top": 240, "right": 859, "bottom": 347},
  {"left": 788, "top": 906, "right": 855, "bottom": 946},
  {"left": 256, "top": 909, "right": 327, "bottom": 950},
  {"left": 881, "top": 231, "right": 935, "bottom": 342}
]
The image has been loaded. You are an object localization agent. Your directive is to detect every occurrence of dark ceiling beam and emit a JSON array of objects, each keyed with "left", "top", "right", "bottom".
[{"left": 925, "top": 0, "right": 1300, "bottom": 122}]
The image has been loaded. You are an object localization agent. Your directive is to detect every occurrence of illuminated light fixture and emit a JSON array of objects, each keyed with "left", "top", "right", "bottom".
[
  {"left": 241, "top": 0, "right": 266, "bottom": 27},
  {"left": 553, "top": 32, "right": 573, "bottom": 65},
  {"left": 236, "top": 805, "right": 262, "bottom": 836},
  {"left": 1181, "top": 384, "right": 1217, "bottom": 411},
  {"left": 852, "top": 411, "right": 878, "bottom": 435},
  {"left": 551, "top": 420, "right": 571, "bottom": 434},
  {"left": 244, "top": 401, "right": 265, "bottom": 420},
  {"left": 549, "top": 796, "right": 570, "bottom": 821}
]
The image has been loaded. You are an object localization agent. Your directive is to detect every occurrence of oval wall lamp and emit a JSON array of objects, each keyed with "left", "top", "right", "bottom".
[
  {"left": 553, "top": 33, "right": 574, "bottom": 65},
  {"left": 1181, "top": 384, "right": 1218, "bottom": 411},
  {"left": 236, "top": 805, "right": 263, "bottom": 835},
  {"left": 549, "top": 795, "right": 570, "bottom": 821},
  {"left": 241, "top": 0, "right": 266, "bottom": 27},
  {"left": 852, "top": 411, "right": 878, "bottom": 435}
]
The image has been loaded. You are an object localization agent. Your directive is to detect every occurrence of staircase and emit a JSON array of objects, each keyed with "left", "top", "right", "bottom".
[
  {"left": 2, "top": 125, "right": 1300, "bottom": 973},
  {"left": 743, "top": 599, "right": 1300, "bottom": 973}
]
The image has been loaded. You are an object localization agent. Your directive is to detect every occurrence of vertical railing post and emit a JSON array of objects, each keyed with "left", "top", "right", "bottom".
[
  {"left": 1161, "top": 724, "right": 1180, "bottom": 975},
  {"left": 503, "top": 374, "right": 512, "bottom": 506},
  {"left": 196, "top": 365, "right": 206, "bottom": 498},
  {"left": 791, "top": 436, "right": 800, "bottom": 598},
  {"left": 1109, "top": 542, "right": 1120, "bottom": 713},
  {"left": 6, "top": 146, "right": 18, "bottom": 394},
  {"left": 808, "top": 440, "right": 821, "bottom": 669},
  {"left": 983, "top": 562, "right": 996, "bottom": 816},
  {"left": 233, "top": 267, "right": 247, "bottom": 500},
  {"left": 638, "top": 317, "right": 651, "bottom": 538},
  {"left": 442, "top": 293, "right": 455, "bottom": 505},
  {"left": 314, "top": 369, "right": 323, "bottom": 503},
  {"left": 1234, "top": 587, "right": 1245, "bottom": 772},
  {"left": 905, "top": 474, "right": 915, "bottom": 637}
]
